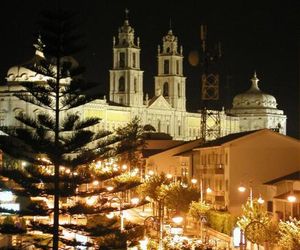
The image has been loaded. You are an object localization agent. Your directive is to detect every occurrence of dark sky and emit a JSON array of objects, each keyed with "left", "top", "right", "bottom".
[{"left": 1, "top": 1, "right": 299, "bottom": 137}]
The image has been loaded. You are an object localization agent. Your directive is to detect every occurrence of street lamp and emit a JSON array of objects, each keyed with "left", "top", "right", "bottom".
[
  {"left": 191, "top": 178, "right": 198, "bottom": 185},
  {"left": 257, "top": 195, "right": 265, "bottom": 205},
  {"left": 287, "top": 191, "right": 296, "bottom": 218},
  {"left": 106, "top": 186, "right": 114, "bottom": 192},
  {"left": 238, "top": 183, "right": 253, "bottom": 207},
  {"left": 157, "top": 193, "right": 169, "bottom": 250},
  {"left": 172, "top": 215, "right": 183, "bottom": 224},
  {"left": 109, "top": 196, "right": 124, "bottom": 232},
  {"left": 108, "top": 195, "right": 140, "bottom": 232},
  {"left": 166, "top": 173, "right": 173, "bottom": 180}
]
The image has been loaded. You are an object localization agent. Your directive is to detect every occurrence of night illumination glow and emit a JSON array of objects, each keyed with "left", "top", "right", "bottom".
[
  {"left": 166, "top": 173, "right": 173, "bottom": 179},
  {"left": 172, "top": 215, "right": 183, "bottom": 224},
  {"left": 106, "top": 212, "right": 115, "bottom": 219},
  {"left": 191, "top": 178, "right": 197, "bottom": 184},
  {"left": 0, "top": 191, "right": 14, "bottom": 202},
  {"left": 0, "top": 203, "right": 19, "bottom": 211},
  {"left": 258, "top": 196, "right": 264, "bottom": 204},
  {"left": 288, "top": 194, "right": 296, "bottom": 203},
  {"left": 86, "top": 196, "right": 98, "bottom": 206},
  {"left": 148, "top": 170, "right": 154, "bottom": 175},
  {"left": 131, "top": 197, "right": 140, "bottom": 205}
]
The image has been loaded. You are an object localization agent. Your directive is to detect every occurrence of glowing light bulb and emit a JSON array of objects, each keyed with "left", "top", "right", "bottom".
[
  {"left": 258, "top": 196, "right": 264, "bottom": 204},
  {"left": 172, "top": 216, "right": 183, "bottom": 224},
  {"left": 238, "top": 186, "right": 246, "bottom": 193},
  {"left": 86, "top": 196, "right": 98, "bottom": 206},
  {"left": 131, "top": 197, "right": 140, "bottom": 205},
  {"left": 288, "top": 195, "right": 296, "bottom": 203},
  {"left": 148, "top": 170, "right": 154, "bottom": 176},
  {"left": 166, "top": 174, "right": 173, "bottom": 179},
  {"left": 106, "top": 212, "right": 114, "bottom": 219},
  {"left": 191, "top": 178, "right": 197, "bottom": 184},
  {"left": 93, "top": 180, "right": 99, "bottom": 186}
]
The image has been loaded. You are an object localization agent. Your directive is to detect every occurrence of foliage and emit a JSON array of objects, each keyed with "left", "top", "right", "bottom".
[
  {"left": 278, "top": 218, "right": 300, "bottom": 249},
  {"left": 189, "top": 200, "right": 211, "bottom": 221},
  {"left": 237, "top": 199, "right": 270, "bottom": 231},
  {"left": 93, "top": 223, "right": 144, "bottom": 248},
  {"left": 0, "top": 216, "right": 27, "bottom": 234},
  {"left": 114, "top": 117, "right": 148, "bottom": 169},
  {"left": 0, "top": 9, "right": 144, "bottom": 249},
  {"left": 163, "top": 182, "right": 199, "bottom": 214},
  {"left": 207, "top": 210, "right": 236, "bottom": 236},
  {"left": 237, "top": 199, "right": 279, "bottom": 245},
  {"left": 137, "top": 173, "right": 170, "bottom": 201}
]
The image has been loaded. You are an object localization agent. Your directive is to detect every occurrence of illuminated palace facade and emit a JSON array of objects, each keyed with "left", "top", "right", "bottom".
[{"left": 1, "top": 16, "right": 286, "bottom": 140}]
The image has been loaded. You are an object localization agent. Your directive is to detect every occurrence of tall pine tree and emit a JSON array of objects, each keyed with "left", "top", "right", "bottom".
[{"left": 0, "top": 9, "right": 114, "bottom": 249}]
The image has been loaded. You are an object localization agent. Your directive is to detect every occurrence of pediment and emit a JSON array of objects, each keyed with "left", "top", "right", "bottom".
[{"left": 148, "top": 95, "right": 172, "bottom": 110}]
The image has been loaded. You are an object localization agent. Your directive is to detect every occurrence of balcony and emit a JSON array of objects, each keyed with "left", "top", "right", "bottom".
[{"left": 215, "top": 164, "right": 224, "bottom": 174}]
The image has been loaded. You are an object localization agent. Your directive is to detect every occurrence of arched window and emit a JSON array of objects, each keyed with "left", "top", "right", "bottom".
[
  {"left": 119, "top": 76, "right": 125, "bottom": 92},
  {"left": 134, "top": 78, "right": 137, "bottom": 93},
  {"left": 163, "top": 82, "right": 169, "bottom": 96}
]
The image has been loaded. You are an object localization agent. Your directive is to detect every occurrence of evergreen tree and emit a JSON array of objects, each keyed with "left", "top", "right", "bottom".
[
  {"left": 0, "top": 9, "right": 145, "bottom": 249},
  {"left": 114, "top": 117, "right": 154, "bottom": 172}
]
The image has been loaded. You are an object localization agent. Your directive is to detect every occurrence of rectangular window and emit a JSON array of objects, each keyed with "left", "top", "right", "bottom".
[
  {"left": 176, "top": 60, "right": 179, "bottom": 74},
  {"left": 132, "top": 53, "right": 136, "bottom": 68},
  {"left": 178, "top": 125, "right": 181, "bottom": 136},
  {"left": 119, "top": 52, "right": 125, "bottom": 68},
  {"left": 164, "top": 60, "right": 169, "bottom": 74}
]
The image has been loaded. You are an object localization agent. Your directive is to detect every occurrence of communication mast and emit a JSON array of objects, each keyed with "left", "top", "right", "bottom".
[{"left": 199, "top": 25, "right": 222, "bottom": 141}]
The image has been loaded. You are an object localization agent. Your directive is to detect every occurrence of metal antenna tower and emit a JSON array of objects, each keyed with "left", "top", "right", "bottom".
[{"left": 199, "top": 25, "right": 222, "bottom": 141}]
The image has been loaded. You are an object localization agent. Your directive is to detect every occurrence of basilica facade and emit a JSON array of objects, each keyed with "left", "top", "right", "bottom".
[{"left": 1, "top": 16, "right": 286, "bottom": 140}]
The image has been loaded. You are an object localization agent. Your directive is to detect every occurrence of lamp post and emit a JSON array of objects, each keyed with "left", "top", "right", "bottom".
[
  {"left": 108, "top": 195, "right": 140, "bottom": 232},
  {"left": 109, "top": 196, "right": 124, "bottom": 232},
  {"left": 158, "top": 198, "right": 165, "bottom": 250},
  {"left": 238, "top": 182, "right": 267, "bottom": 250},
  {"left": 192, "top": 177, "right": 212, "bottom": 242},
  {"left": 287, "top": 191, "right": 296, "bottom": 218},
  {"left": 238, "top": 183, "right": 253, "bottom": 207}
]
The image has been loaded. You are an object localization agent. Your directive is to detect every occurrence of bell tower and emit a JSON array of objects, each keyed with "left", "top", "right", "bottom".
[
  {"left": 154, "top": 28, "right": 186, "bottom": 111},
  {"left": 109, "top": 10, "right": 144, "bottom": 107}
]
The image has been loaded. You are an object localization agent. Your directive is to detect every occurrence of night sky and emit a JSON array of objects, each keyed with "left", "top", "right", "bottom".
[{"left": 1, "top": 1, "right": 299, "bottom": 137}]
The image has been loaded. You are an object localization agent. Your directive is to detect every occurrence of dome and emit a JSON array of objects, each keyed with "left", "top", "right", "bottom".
[
  {"left": 6, "top": 36, "right": 77, "bottom": 84},
  {"left": 232, "top": 73, "right": 277, "bottom": 109}
]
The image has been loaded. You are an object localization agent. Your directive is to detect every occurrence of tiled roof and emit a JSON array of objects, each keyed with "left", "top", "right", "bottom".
[
  {"left": 264, "top": 171, "right": 300, "bottom": 185},
  {"left": 273, "top": 190, "right": 300, "bottom": 200},
  {"left": 142, "top": 149, "right": 165, "bottom": 158},
  {"left": 195, "top": 130, "right": 259, "bottom": 149}
]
